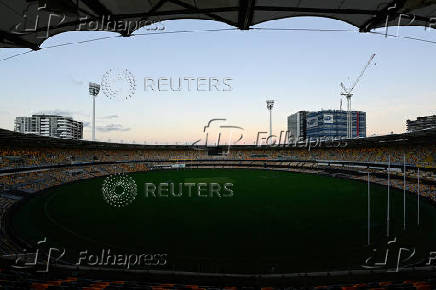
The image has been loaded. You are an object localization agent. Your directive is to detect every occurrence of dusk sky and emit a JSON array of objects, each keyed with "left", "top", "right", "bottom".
[{"left": 1, "top": 17, "right": 435, "bottom": 144}]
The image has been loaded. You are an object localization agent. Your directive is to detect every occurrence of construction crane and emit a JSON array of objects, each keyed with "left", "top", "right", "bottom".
[{"left": 340, "top": 53, "right": 376, "bottom": 139}]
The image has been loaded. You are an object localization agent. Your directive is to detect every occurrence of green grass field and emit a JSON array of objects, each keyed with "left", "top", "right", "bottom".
[{"left": 10, "top": 169, "right": 436, "bottom": 273}]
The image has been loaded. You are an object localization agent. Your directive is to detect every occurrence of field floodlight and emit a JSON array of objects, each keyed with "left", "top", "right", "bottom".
[
  {"left": 89, "top": 82, "right": 100, "bottom": 141},
  {"left": 266, "top": 100, "right": 275, "bottom": 139}
]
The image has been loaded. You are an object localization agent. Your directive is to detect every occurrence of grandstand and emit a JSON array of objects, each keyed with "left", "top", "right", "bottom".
[
  {"left": 0, "top": 262, "right": 435, "bottom": 289},
  {"left": 1, "top": 127, "right": 435, "bottom": 195},
  {"left": 1, "top": 128, "right": 435, "bottom": 168},
  {"left": 3, "top": 0, "right": 436, "bottom": 286},
  {"left": 1, "top": 128, "right": 436, "bottom": 287}
]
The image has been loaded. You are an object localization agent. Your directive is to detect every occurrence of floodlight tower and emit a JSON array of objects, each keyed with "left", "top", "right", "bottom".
[
  {"left": 266, "top": 100, "right": 275, "bottom": 137},
  {"left": 89, "top": 82, "right": 100, "bottom": 141}
]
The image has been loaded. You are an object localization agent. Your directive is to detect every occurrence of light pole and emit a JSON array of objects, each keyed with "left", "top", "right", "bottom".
[
  {"left": 266, "top": 100, "right": 275, "bottom": 138},
  {"left": 89, "top": 82, "right": 100, "bottom": 141},
  {"left": 417, "top": 167, "right": 420, "bottom": 226},
  {"left": 403, "top": 154, "right": 406, "bottom": 231},
  {"left": 368, "top": 172, "right": 371, "bottom": 245},
  {"left": 347, "top": 95, "right": 352, "bottom": 139},
  {"left": 387, "top": 155, "right": 391, "bottom": 237}
]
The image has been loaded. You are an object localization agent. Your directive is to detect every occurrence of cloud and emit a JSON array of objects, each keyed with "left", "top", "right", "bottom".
[
  {"left": 97, "top": 124, "right": 130, "bottom": 132},
  {"left": 71, "top": 74, "right": 85, "bottom": 86},
  {"left": 99, "top": 114, "right": 119, "bottom": 120},
  {"left": 34, "top": 109, "right": 74, "bottom": 117},
  {"left": 33, "top": 109, "right": 90, "bottom": 119}
]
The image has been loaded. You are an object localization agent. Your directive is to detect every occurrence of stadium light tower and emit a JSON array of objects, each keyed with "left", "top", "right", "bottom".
[
  {"left": 266, "top": 100, "right": 275, "bottom": 137},
  {"left": 89, "top": 82, "right": 100, "bottom": 141}
]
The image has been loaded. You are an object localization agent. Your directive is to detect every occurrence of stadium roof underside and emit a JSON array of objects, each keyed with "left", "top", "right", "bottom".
[{"left": 2, "top": 0, "right": 436, "bottom": 50}]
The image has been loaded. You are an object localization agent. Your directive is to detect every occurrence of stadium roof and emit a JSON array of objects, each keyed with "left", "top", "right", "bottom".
[
  {"left": 0, "top": 128, "right": 435, "bottom": 150},
  {"left": 2, "top": 0, "right": 436, "bottom": 49}
]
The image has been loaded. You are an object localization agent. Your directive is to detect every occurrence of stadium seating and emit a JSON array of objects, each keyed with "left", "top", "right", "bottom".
[
  {"left": 1, "top": 266, "right": 436, "bottom": 290},
  {"left": 0, "top": 128, "right": 436, "bottom": 288},
  {"left": 1, "top": 143, "right": 435, "bottom": 200}
]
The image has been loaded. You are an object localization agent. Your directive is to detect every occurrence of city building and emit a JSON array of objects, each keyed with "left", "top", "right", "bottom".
[
  {"left": 287, "top": 111, "right": 308, "bottom": 141},
  {"left": 407, "top": 115, "right": 436, "bottom": 132},
  {"left": 305, "top": 110, "right": 366, "bottom": 139},
  {"left": 14, "top": 114, "right": 83, "bottom": 140}
]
